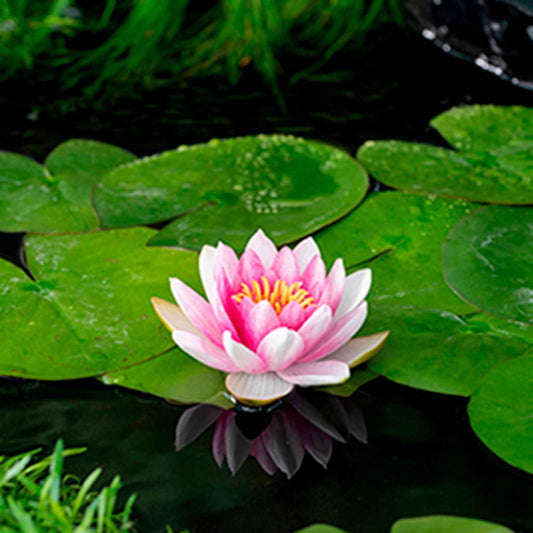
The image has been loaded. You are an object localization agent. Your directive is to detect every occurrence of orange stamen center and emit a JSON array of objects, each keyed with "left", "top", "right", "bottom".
[{"left": 232, "top": 276, "right": 316, "bottom": 315}]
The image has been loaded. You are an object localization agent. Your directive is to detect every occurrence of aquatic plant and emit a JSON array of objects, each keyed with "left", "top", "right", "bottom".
[
  {"left": 152, "top": 229, "right": 389, "bottom": 405},
  {"left": 0, "top": 440, "right": 137, "bottom": 532},
  {"left": 0, "top": 0, "right": 405, "bottom": 97}
]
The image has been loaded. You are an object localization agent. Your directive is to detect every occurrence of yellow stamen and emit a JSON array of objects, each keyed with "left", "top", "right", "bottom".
[{"left": 232, "top": 277, "right": 317, "bottom": 315}]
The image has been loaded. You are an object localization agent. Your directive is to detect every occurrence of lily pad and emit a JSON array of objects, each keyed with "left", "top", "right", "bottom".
[
  {"left": 391, "top": 515, "right": 514, "bottom": 533},
  {"left": 102, "top": 348, "right": 231, "bottom": 408},
  {"left": 317, "top": 367, "right": 377, "bottom": 397},
  {"left": 468, "top": 351, "right": 533, "bottom": 474},
  {"left": 363, "top": 306, "right": 532, "bottom": 396},
  {"left": 0, "top": 139, "right": 135, "bottom": 233},
  {"left": 357, "top": 105, "right": 533, "bottom": 204},
  {"left": 443, "top": 206, "right": 533, "bottom": 324},
  {"left": 314, "top": 191, "right": 476, "bottom": 314},
  {"left": 93, "top": 135, "right": 368, "bottom": 251},
  {"left": 295, "top": 525, "right": 347, "bottom": 533},
  {"left": 0, "top": 228, "right": 200, "bottom": 379}
]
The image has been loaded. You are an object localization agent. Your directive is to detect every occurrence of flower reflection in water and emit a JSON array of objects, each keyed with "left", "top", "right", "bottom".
[{"left": 175, "top": 389, "right": 367, "bottom": 478}]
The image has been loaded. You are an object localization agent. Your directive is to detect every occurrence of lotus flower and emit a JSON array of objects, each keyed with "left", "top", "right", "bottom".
[{"left": 152, "top": 230, "right": 388, "bottom": 405}]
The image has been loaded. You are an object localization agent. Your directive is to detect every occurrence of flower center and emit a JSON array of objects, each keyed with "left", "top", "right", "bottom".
[{"left": 232, "top": 276, "right": 316, "bottom": 315}]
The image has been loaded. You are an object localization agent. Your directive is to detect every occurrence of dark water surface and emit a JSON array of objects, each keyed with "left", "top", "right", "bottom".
[{"left": 1, "top": 26, "right": 532, "bottom": 533}]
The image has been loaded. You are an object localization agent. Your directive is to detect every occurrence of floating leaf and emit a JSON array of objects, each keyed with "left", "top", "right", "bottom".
[
  {"left": 0, "top": 228, "right": 200, "bottom": 379},
  {"left": 295, "top": 525, "right": 347, "bottom": 533},
  {"left": 468, "top": 351, "right": 533, "bottom": 474},
  {"left": 102, "top": 348, "right": 231, "bottom": 408},
  {"left": 357, "top": 105, "right": 533, "bottom": 204},
  {"left": 317, "top": 367, "right": 377, "bottom": 397},
  {"left": 363, "top": 306, "right": 532, "bottom": 396},
  {"left": 0, "top": 140, "right": 135, "bottom": 233},
  {"left": 93, "top": 135, "right": 368, "bottom": 250},
  {"left": 443, "top": 206, "right": 533, "bottom": 324},
  {"left": 314, "top": 191, "right": 476, "bottom": 314},
  {"left": 391, "top": 515, "right": 514, "bottom": 533}
]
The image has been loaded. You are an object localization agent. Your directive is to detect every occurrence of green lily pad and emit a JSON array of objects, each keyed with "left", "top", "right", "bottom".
[
  {"left": 357, "top": 105, "right": 533, "bottom": 205},
  {"left": 468, "top": 351, "right": 533, "bottom": 474},
  {"left": 443, "top": 206, "right": 533, "bottom": 324},
  {"left": 314, "top": 191, "right": 476, "bottom": 314},
  {"left": 363, "top": 306, "right": 532, "bottom": 396},
  {"left": 295, "top": 525, "right": 347, "bottom": 533},
  {"left": 391, "top": 515, "right": 514, "bottom": 533},
  {"left": 0, "top": 139, "right": 135, "bottom": 233},
  {"left": 93, "top": 135, "right": 368, "bottom": 251},
  {"left": 102, "top": 348, "right": 231, "bottom": 408},
  {"left": 0, "top": 228, "right": 200, "bottom": 379}
]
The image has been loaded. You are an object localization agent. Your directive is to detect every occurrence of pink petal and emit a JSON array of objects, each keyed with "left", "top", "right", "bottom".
[
  {"left": 199, "top": 244, "right": 216, "bottom": 300},
  {"left": 334, "top": 268, "right": 372, "bottom": 322},
  {"left": 151, "top": 297, "right": 200, "bottom": 334},
  {"left": 257, "top": 328, "right": 305, "bottom": 370},
  {"left": 242, "top": 300, "right": 280, "bottom": 350},
  {"left": 213, "top": 242, "right": 239, "bottom": 284},
  {"left": 250, "top": 437, "right": 277, "bottom": 475},
  {"left": 212, "top": 411, "right": 231, "bottom": 466},
  {"left": 319, "top": 258, "right": 345, "bottom": 312},
  {"left": 272, "top": 247, "right": 300, "bottom": 284},
  {"left": 245, "top": 229, "right": 278, "bottom": 269},
  {"left": 172, "top": 330, "right": 240, "bottom": 372},
  {"left": 300, "top": 301, "right": 368, "bottom": 363},
  {"left": 276, "top": 360, "right": 350, "bottom": 386},
  {"left": 213, "top": 268, "right": 240, "bottom": 340},
  {"left": 237, "top": 249, "right": 265, "bottom": 286},
  {"left": 225, "top": 372, "right": 294, "bottom": 404},
  {"left": 293, "top": 236, "right": 321, "bottom": 274},
  {"left": 324, "top": 330, "right": 389, "bottom": 368},
  {"left": 278, "top": 300, "right": 306, "bottom": 329},
  {"left": 170, "top": 277, "right": 222, "bottom": 345},
  {"left": 222, "top": 331, "right": 267, "bottom": 373},
  {"left": 302, "top": 255, "right": 326, "bottom": 297},
  {"left": 297, "top": 305, "right": 332, "bottom": 353}
]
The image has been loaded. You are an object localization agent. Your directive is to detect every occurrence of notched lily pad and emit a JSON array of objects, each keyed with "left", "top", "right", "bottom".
[
  {"left": 391, "top": 515, "right": 514, "bottom": 533},
  {"left": 363, "top": 306, "right": 532, "bottom": 396},
  {"left": 0, "top": 228, "right": 200, "bottom": 379},
  {"left": 0, "top": 139, "right": 135, "bottom": 233},
  {"left": 468, "top": 351, "right": 533, "bottom": 474},
  {"left": 357, "top": 105, "right": 533, "bottom": 204},
  {"left": 443, "top": 206, "right": 533, "bottom": 324},
  {"left": 314, "top": 191, "right": 476, "bottom": 314},
  {"left": 93, "top": 135, "right": 368, "bottom": 251}
]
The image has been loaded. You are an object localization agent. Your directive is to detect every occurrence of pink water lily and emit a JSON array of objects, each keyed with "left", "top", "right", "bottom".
[{"left": 152, "top": 230, "right": 389, "bottom": 405}]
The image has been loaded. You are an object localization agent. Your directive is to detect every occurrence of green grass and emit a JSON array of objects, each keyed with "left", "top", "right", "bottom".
[
  {"left": 0, "top": 0, "right": 405, "bottom": 97},
  {"left": 0, "top": 440, "right": 137, "bottom": 532}
]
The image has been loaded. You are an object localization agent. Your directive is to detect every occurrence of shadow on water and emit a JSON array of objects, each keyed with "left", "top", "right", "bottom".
[{"left": 0, "top": 379, "right": 531, "bottom": 532}]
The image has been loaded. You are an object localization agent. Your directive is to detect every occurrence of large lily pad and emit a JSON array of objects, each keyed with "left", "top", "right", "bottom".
[
  {"left": 443, "top": 206, "right": 532, "bottom": 324},
  {"left": 0, "top": 228, "right": 200, "bottom": 379},
  {"left": 357, "top": 105, "right": 533, "bottom": 204},
  {"left": 0, "top": 139, "right": 135, "bottom": 233},
  {"left": 391, "top": 515, "right": 514, "bottom": 533},
  {"left": 468, "top": 351, "right": 533, "bottom": 474},
  {"left": 362, "top": 306, "right": 532, "bottom": 396},
  {"left": 93, "top": 135, "right": 368, "bottom": 251},
  {"left": 102, "top": 348, "right": 231, "bottom": 408},
  {"left": 314, "top": 191, "right": 476, "bottom": 314}
]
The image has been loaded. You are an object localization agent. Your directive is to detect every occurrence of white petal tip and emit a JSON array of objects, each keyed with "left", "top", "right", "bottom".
[{"left": 225, "top": 372, "right": 294, "bottom": 406}]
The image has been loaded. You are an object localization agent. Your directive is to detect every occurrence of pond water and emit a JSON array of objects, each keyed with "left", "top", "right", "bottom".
[{"left": 1, "top": 27, "right": 532, "bottom": 533}]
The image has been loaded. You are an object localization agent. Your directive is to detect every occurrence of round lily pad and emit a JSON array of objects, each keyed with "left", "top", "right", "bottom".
[
  {"left": 357, "top": 105, "right": 533, "bottom": 205},
  {"left": 443, "top": 206, "right": 533, "bottom": 324},
  {"left": 93, "top": 135, "right": 368, "bottom": 251},
  {"left": 0, "top": 139, "right": 135, "bottom": 233},
  {"left": 391, "top": 515, "right": 514, "bottom": 533},
  {"left": 314, "top": 191, "right": 476, "bottom": 314},
  {"left": 0, "top": 228, "right": 200, "bottom": 379},
  {"left": 363, "top": 306, "right": 532, "bottom": 396},
  {"left": 102, "top": 348, "right": 231, "bottom": 408},
  {"left": 468, "top": 351, "right": 533, "bottom": 474}
]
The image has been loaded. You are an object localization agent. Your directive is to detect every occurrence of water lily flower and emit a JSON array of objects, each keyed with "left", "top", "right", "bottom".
[{"left": 152, "top": 230, "right": 389, "bottom": 405}]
